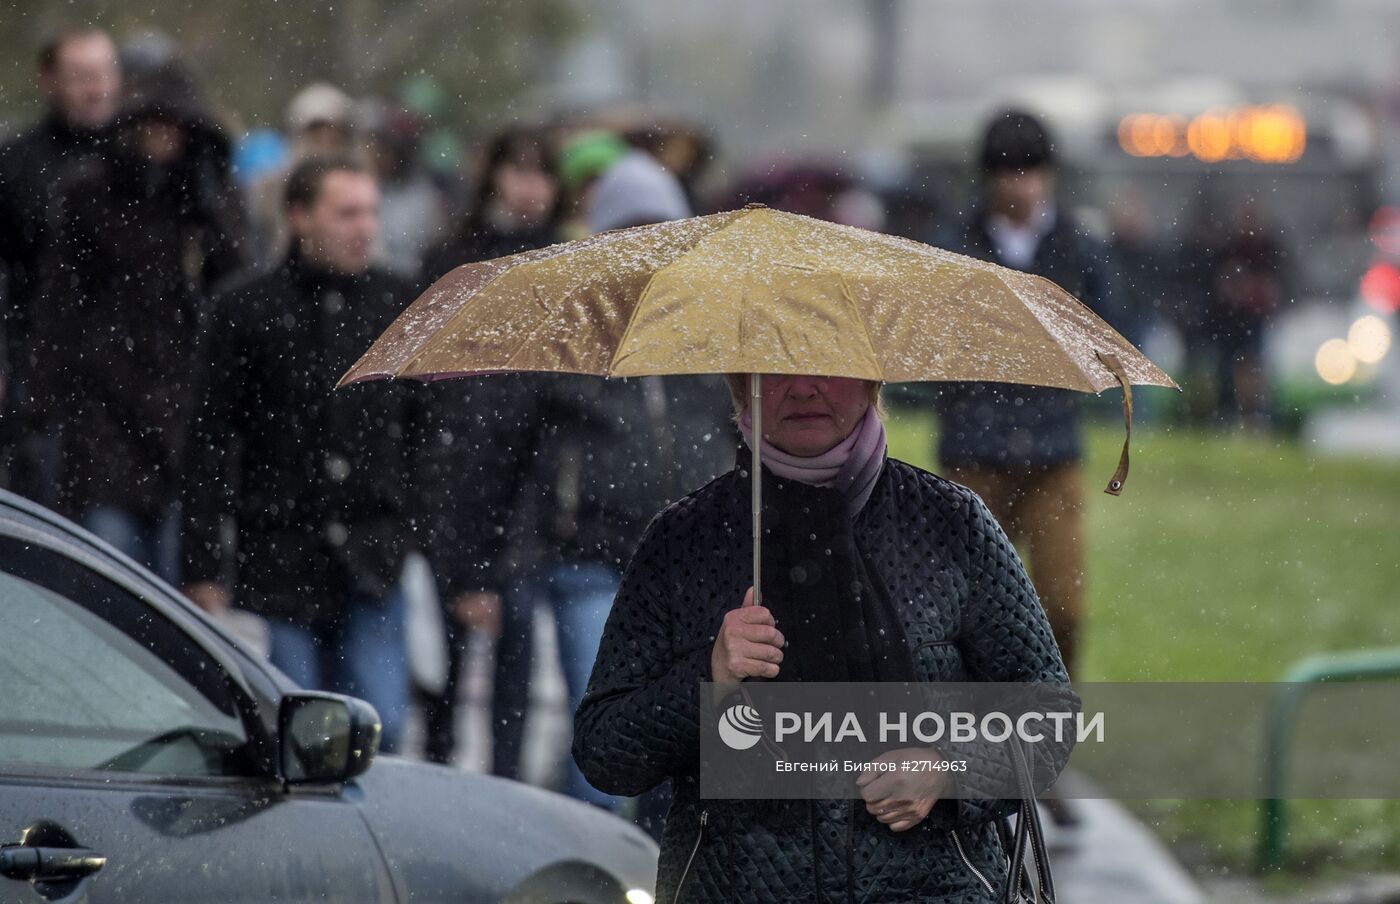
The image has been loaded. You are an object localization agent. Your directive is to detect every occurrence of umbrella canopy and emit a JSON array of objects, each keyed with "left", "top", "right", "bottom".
[
  {"left": 342, "top": 205, "right": 1172, "bottom": 394},
  {"left": 340, "top": 205, "right": 1177, "bottom": 602}
]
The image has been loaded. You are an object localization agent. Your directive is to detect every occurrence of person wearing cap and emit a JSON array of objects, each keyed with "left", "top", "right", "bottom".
[
  {"left": 554, "top": 128, "right": 630, "bottom": 240},
  {"left": 248, "top": 82, "right": 358, "bottom": 265},
  {"left": 931, "top": 109, "right": 1121, "bottom": 684},
  {"left": 583, "top": 149, "right": 691, "bottom": 232}
]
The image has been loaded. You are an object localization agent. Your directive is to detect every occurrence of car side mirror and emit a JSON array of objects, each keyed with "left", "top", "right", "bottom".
[{"left": 278, "top": 692, "right": 380, "bottom": 784}]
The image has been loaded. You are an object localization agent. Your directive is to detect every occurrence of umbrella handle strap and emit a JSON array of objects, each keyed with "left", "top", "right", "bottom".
[{"left": 1097, "top": 351, "right": 1132, "bottom": 496}]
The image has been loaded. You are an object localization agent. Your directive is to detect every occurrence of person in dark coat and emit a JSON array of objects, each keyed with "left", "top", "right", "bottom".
[
  {"left": 415, "top": 125, "right": 562, "bottom": 768},
  {"left": 363, "top": 103, "right": 448, "bottom": 279},
  {"left": 27, "top": 61, "right": 248, "bottom": 580},
  {"left": 930, "top": 110, "right": 1120, "bottom": 680},
  {"left": 1207, "top": 200, "right": 1288, "bottom": 429},
  {"left": 530, "top": 150, "right": 732, "bottom": 812},
  {"left": 180, "top": 155, "right": 418, "bottom": 752},
  {"left": 574, "top": 373, "right": 1075, "bottom": 903},
  {"left": 0, "top": 27, "right": 121, "bottom": 501},
  {"left": 417, "top": 139, "right": 736, "bottom": 803}
]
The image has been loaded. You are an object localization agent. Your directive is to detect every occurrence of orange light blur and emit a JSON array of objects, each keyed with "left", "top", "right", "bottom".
[
  {"left": 1119, "top": 105, "right": 1305, "bottom": 164},
  {"left": 1187, "top": 110, "right": 1232, "bottom": 163}
]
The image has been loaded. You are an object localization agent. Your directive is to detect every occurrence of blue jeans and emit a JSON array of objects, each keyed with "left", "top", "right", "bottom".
[
  {"left": 548, "top": 561, "right": 621, "bottom": 810},
  {"left": 267, "top": 589, "right": 409, "bottom": 755},
  {"left": 81, "top": 505, "right": 180, "bottom": 584}
]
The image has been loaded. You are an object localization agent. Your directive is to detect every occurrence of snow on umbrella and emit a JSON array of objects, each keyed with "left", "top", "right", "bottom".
[{"left": 339, "top": 204, "right": 1178, "bottom": 603}]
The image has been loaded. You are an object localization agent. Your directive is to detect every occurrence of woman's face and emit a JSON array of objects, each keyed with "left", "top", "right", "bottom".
[
  {"left": 493, "top": 156, "right": 556, "bottom": 225},
  {"left": 756, "top": 374, "right": 872, "bottom": 457}
]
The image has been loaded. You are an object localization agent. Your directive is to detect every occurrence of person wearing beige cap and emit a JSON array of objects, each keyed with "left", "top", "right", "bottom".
[
  {"left": 284, "top": 82, "right": 356, "bottom": 152},
  {"left": 248, "top": 82, "right": 359, "bottom": 265}
]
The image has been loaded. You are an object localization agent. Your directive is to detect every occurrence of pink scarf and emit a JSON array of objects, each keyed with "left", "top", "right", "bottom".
[{"left": 739, "top": 405, "right": 886, "bottom": 516}]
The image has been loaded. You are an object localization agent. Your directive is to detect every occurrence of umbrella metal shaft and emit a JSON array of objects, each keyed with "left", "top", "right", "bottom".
[{"left": 751, "top": 373, "right": 762, "bottom": 608}]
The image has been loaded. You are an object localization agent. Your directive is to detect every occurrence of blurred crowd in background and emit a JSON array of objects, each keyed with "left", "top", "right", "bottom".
[{"left": 0, "top": 24, "right": 1371, "bottom": 839}]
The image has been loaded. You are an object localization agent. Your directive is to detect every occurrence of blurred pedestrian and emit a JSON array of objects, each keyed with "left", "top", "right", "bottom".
[
  {"left": 416, "top": 125, "right": 563, "bottom": 769},
  {"left": 28, "top": 61, "right": 248, "bottom": 579},
  {"left": 583, "top": 148, "right": 691, "bottom": 234},
  {"left": 424, "top": 125, "right": 560, "bottom": 276},
  {"left": 931, "top": 110, "right": 1120, "bottom": 681},
  {"left": 618, "top": 119, "right": 713, "bottom": 211},
  {"left": 0, "top": 27, "right": 121, "bottom": 502},
  {"left": 554, "top": 129, "right": 630, "bottom": 240},
  {"left": 721, "top": 160, "right": 853, "bottom": 221},
  {"left": 1209, "top": 200, "right": 1288, "bottom": 430},
  {"left": 181, "top": 155, "right": 418, "bottom": 752},
  {"left": 881, "top": 184, "right": 941, "bottom": 243},
  {"left": 580, "top": 147, "right": 733, "bottom": 833},
  {"left": 1172, "top": 199, "right": 1229, "bottom": 424},
  {"left": 449, "top": 148, "right": 731, "bottom": 807},
  {"left": 1105, "top": 190, "right": 1168, "bottom": 353},
  {"left": 247, "top": 83, "right": 357, "bottom": 265},
  {"left": 363, "top": 103, "right": 448, "bottom": 278}
]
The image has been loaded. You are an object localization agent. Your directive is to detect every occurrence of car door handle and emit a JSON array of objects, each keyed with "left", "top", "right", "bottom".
[{"left": 0, "top": 846, "right": 106, "bottom": 882}]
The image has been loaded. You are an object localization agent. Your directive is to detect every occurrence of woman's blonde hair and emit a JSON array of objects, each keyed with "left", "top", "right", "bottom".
[{"left": 723, "top": 374, "right": 884, "bottom": 420}]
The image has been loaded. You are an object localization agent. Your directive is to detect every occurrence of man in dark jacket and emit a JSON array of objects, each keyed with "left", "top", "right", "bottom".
[
  {"left": 932, "top": 110, "right": 1120, "bottom": 680},
  {"left": 0, "top": 27, "right": 121, "bottom": 500},
  {"left": 29, "top": 63, "right": 247, "bottom": 580},
  {"left": 181, "top": 155, "right": 417, "bottom": 752}
]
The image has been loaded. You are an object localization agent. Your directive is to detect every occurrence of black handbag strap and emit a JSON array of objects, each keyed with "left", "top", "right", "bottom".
[{"left": 1002, "top": 737, "right": 1055, "bottom": 904}]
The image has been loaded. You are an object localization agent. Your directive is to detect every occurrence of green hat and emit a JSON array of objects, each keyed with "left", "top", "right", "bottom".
[{"left": 558, "top": 130, "right": 630, "bottom": 190}]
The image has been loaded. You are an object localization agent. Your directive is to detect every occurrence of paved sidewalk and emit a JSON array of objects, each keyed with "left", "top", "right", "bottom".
[
  {"left": 1036, "top": 771, "right": 1204, "bottom": 904},
  {"left": 1203, "top": 875, "right": 1400, "bottom": 903}
]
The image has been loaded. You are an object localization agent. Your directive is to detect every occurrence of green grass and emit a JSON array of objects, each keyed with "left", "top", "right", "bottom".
[{"left": 885, "top": 409, "right": 1400, "bottom": 878}]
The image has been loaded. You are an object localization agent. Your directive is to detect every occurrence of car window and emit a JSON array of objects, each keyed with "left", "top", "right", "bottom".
[{"left": 0, "top": 535, "right": 256, "bottom": 778}]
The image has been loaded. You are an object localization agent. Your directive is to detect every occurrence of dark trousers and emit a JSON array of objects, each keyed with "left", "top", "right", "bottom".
[{"left": 417, "top": 583, "right": 534, "bottom": 774}]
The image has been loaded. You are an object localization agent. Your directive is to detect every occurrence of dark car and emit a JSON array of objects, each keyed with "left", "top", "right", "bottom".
[{"left": 0, "top": 490, "right": 658, "bottom": 903}]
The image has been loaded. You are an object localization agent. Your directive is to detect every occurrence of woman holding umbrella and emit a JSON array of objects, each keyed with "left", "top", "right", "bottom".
[
  {"left": 572, "top": 370, "right": 1073, "bottom": 903},
  {"left": 340, "top": 203, "right": 1174, "bottom": 903}
]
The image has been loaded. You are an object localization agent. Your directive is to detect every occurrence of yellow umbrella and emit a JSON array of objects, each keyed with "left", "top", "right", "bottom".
[{"left": 340, "top": 205, "right": 1176, "bottom": 603}]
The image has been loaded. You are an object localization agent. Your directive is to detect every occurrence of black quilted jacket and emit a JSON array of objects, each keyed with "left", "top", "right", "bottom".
[{"left": 574, "top": 456, "right": 1074, "bottom": 903}]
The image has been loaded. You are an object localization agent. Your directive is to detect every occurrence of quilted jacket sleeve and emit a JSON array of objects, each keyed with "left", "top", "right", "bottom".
[
  {"left": 929, "top": 482, "right": 1079, "bottom": 828},
  {"left": 572, "top": 507, "right": 714, "bottom": 798}
]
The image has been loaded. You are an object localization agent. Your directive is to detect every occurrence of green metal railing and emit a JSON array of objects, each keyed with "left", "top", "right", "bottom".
[{"left": 1258, "top": 647, "right": 1400, "bottom": 872}]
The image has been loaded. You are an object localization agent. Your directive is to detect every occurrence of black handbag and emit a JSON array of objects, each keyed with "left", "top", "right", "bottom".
[{"left": 996, "top": 736, "right": 1056, "bottom": 904}]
